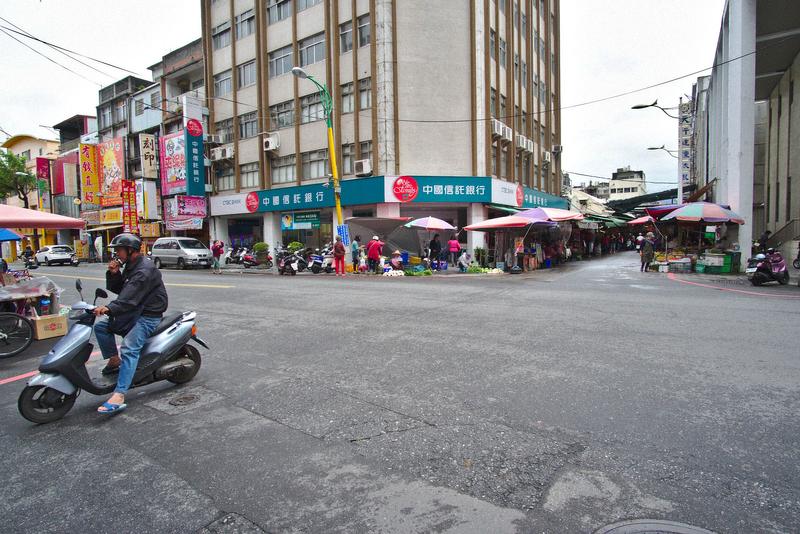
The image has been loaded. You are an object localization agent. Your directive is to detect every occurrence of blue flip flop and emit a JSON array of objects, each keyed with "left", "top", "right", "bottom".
[{"left": 97, "top": 401, "right": 127, "bottom": 415}]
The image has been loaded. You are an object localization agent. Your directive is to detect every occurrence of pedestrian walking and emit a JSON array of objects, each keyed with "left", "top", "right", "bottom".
[
  {"left": 333, "top": 235, "right": 346, "bottom": 276},
  {"left": 635, "top": 233, "right": 644, "bottom": 252},
  {"left": 367, "top": 235, "right": 383, "bottom": 274},
  {"left": 640, "top": 232, "right": 655, "bottom": 272},
  {"left": 211, "top": 240, "right": 224, "bottom": 274},
  {"left": 447, "top": 234, "right": 460, "bottom": 266},
  {"left": 351, "top": 235, "right": 361, "bottom": 273}
]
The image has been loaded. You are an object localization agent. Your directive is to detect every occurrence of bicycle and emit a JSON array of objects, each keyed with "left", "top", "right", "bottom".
[{"left": 0, "top": 298, "right": 36, "bottom": 359}]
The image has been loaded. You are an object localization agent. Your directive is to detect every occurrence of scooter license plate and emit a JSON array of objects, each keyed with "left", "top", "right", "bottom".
[
  {"left": 292, "top": 262, "right": 299, "bottom": 270},
  {"left": 745, "top": 267, "right": 757, "bottom": 273}
]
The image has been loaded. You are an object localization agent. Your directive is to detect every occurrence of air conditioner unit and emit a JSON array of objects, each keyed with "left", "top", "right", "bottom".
[
  {"left": 206, "top": 134, "right": 222, "bottom": 144},
  {"left": 502, "top": 125, "right": 513, "bottom": 143},
  {"left": 223, "top": 146, "right": 235, "bottom": 159},
  {"left": 263, "top": 133, "right": 280, "bottom": 152},
  {"left": 552, "top": 144, "right": 563, "bottom": 154},
  {"left": 354, "top": 159, "right": 372, "bottom": 177},
  {"left": 209, "top": 147, "right": 224, "bottom": 161},
  {"left": 516, "top": 134, "right": 527, "bottom": 151},
  {"left": 491, "top": 119, "right": 505, "bottom": 138},
  {"left": 542, "top": 151, "right": 552, "bottom": 164},
  {"left": 526, "top": 139, "right": 535, "bottom": 153}
]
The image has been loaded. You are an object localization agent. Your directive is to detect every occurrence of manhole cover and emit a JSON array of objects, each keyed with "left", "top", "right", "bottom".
[
  {"left": 169, "top": 394, "right": 200, "bottom": 406},
  {"left": 594, "top": 520, "right": 716, "bottom": 534}
]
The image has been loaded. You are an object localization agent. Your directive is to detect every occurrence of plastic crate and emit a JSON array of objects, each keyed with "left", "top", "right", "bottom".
[
  {"left": 669, "top": 262, "right": 692, "bottom": 273},
  {"left": 705, "top": 265, "right": 723, "bottom": 274},
  {"left": 695, "top": 263, "right": 706, "bottom": 273},
  {"left": 704, "top": 254, "right": 725, "bottom": 266}
]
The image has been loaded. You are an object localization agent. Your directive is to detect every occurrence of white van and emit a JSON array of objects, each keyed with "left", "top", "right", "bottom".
[{"left": 150, "top": 238, "right": 212, "bottom": 270}]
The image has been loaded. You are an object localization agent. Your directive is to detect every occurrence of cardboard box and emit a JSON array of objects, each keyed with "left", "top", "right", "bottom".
[{"left": 32, "top": 314, "right": 68, "bottom": 340}]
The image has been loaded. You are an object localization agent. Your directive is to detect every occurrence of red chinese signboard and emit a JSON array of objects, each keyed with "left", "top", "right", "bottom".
[{"left": 121, "top": 180, "right": 138, "bottom": 234}]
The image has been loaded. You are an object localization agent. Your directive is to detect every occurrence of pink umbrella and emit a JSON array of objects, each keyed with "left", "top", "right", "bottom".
[
  {"left": 405, "top": 216, "right": 456, "bottom": 231},
  {"left": 660, "top": 202, "right": 745, "bottom": 224},
  {"left": 464, "top": 215, "right": 555, "bottom": 231},
  {"left": 627, "top": 215, "right": 655, "bottom": 225},
  {"left": 0, "top": 204, "right": 85, "bottom": 229},
  {"left": 517, "top": 207, "right": 584, "bottom": 221}
]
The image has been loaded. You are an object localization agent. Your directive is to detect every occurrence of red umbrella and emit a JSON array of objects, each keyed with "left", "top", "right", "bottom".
[
  {"left": 627, "top": 215, "right": 655, "bottom": 225},
  {"left": 0, "top": 204, "right": 85, "bottom": 229},
  {"left": 464, "top": 215, "right": 555, "bottom": 231}
]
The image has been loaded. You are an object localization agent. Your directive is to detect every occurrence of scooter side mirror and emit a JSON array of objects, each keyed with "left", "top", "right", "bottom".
[
  {"left": 75, "top": 279, "right": 84, "bottom": 301},
  {"left": 95, "top": 288, "right": 108, "bottom": 300}
]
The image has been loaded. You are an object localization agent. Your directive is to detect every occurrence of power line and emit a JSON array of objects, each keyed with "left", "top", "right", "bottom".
[
  {"left": 0, "top": 27, "right": 101, "bottom": 86},
  {"left": 0, "top": 23, "right": 114, "bottom": 79},
  {"left": 0, "top": 15, "right": 141, "bottom": 76}
]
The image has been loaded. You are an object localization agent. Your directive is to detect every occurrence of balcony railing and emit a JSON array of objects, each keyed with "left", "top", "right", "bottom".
[{"left": 164, "top": 88, "right": 206, "bottom": 118}]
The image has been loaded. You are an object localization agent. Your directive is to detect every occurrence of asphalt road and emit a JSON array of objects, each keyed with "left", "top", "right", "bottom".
[{"left": 1, "top": 253, "right": 798, "bottom": 533}]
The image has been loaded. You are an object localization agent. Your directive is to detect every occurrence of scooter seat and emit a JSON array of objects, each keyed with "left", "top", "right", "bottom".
[{"left": 150, "top": 312, "right": 184, "bottom": 337}]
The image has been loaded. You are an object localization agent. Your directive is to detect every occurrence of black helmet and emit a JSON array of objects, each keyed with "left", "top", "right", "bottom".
[{"left": 109, "top": 233, "right": 142, "bottom": 252}]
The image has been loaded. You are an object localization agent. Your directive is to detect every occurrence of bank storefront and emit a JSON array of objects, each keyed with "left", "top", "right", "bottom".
[{"left": 208, "top": 176, "right": 566, "bottom": 253}]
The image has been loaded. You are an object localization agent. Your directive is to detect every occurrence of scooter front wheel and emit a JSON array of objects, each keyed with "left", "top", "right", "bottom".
[{"left": 18, "top": 385, "right": 78, "bottom": 424}]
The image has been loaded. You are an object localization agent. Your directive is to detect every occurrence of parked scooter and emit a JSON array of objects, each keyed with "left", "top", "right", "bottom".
[
  {"left": 746, "top": 246, "right": 790, "bottom": 286},
  {"left": 320, "top": 242, "right": 334, "bottom": 274},
  {"left": 242, "top": 250, "right": 273, "bottom": 269},
  {"left": 278, "top": 249, "right": 308, "bottom": 275},
  {"left": 17, "top": 279, "right": 208, "bottom": 424},
  {"left": 793, "top": 242, "right": 800, "bottom": 270}
]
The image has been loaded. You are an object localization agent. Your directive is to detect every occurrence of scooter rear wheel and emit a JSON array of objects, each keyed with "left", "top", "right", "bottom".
[
  {"left": 779, "top": 271, "right": 790, "bottom": 285},
  {"left": 167, "top": 345, "right": 202, "bottom": 385},
  {"left": 18, "top": 385, "right": 77, "bottom": 424}
]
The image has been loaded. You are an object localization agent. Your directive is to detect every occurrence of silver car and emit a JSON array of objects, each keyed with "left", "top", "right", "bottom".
[
  {"left": 150, "top": 238, "right": 212, "bottom": 270},
  {"left": 35, "top": 245, "right": 78, "bottom": 266}
]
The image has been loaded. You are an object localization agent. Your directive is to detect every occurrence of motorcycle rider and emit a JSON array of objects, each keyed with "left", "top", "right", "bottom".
[{"left": 92, "top": 233, "right": 168, "bottom": 414}]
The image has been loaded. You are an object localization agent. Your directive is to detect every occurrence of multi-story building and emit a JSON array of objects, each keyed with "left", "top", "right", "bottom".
[
  {"left": 574, "top": 180, "right": 609, "bottom": 201},
  {"left": 0, "top": 134, "right": 60, "bottom": 256},
  {"left": 691, "top": 0, "right": 800, "bottom": 267},
  {"left": 201, "top": 0, "right": 565, "bottom": 254},
  {"left": 608, "top": 167, "right": 646, "bottom": 202}
]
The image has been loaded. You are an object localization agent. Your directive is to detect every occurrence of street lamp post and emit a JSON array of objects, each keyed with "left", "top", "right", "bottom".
[
  {"left": 646, "top": 145, "right": 679, "bottom": 159},
  {"left": 291, "top": 67, "right": 343, "bottom": 229},
  {"left": 633, "top": 99, "right": 683, "bottom": 202},
  {"left": 631, "top": 99, "right": 679, "bottom": 119}
]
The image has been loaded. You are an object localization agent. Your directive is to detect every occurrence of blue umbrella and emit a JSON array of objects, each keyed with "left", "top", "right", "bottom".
[{"left": 0, "top": 228, "right": 23, "bottom": 242}]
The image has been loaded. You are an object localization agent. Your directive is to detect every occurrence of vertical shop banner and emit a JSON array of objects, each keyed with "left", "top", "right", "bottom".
[
  {"left": 98, "top": 137, "right": 124, "bottom": 206},
  {"left": 79, "top": 143, "right": 100, "bottom": 205},
  {"left": 121, "top": 180, "right": 138, "bottom": 234},
  {"left": 35, "top": 158, "right": 51, "bottom": 210},
  {"left": 135, "top": 180, "right": 160, "bottom": 220},
  {"left": 139, "top": 133, "right": 158, "bottom": 179},
  {"left": 184, "top": 119, "right": 205, "bottom": 197},
  {"left": 159, "top": 131, "right": 186, "bottom": 195}
]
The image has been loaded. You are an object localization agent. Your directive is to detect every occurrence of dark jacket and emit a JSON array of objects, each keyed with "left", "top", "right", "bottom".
[{"left": 107, "top": 255, "right": 168, "bottom": 318}]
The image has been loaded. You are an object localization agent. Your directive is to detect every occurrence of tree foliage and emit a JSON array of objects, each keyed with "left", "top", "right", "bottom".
[{"left": 0, "top": 151, "right": 37, "bottom": 208}]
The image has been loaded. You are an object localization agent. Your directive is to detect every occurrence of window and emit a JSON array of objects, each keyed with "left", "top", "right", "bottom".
[
  {"left": 297, "top": 0, "right": 322, "bottom": 11},
  {"left": 267, "top": 0, "right": 291, "bottom": 24},
  {"left": 340, "top": 21, "right": 353, "bottom": 53},
  {"left": 269, "top": 45, "right": 293, "bottom": 78},
  {"left": 236, "top": 9, "right": 255, "bottom": 39},
  {"left": 491, "top": 146, "right": 497, "bottom": 175},
  {"left": 214, "top": 70, "right": 232, "bottom": 96},
  {"left": 240, "top": 162, "right": 259, "bottom": 189},
  {"left": 135, "top": 99, "right": 144, "bottom": 116},
  {"left": 515, "top": 106, "right": 521, "bottom": 130},
  {"left": 500, "top": 95, "right": 506, "bottom": 120},
  {"left": 359, "top": 78, "right": 372, "bottom": 109},
  {"left": 499, "top": 38, "right": 507, "bottom": 67},
  {"left": 239, "top": 112, "right": 258, "bottom": 139},
  {"left": 360, "top": 140, "right": 372, "bottom": 158},
  {"left": 341, "top": 82, "right": 354, "bottom": 113},
  {"left": 787, "top": 177, "right": 792, "bottom": 222},
  {"left": 212, "top": 22, "right": 231, "bottom": 50},
  {"left": 237, "top": 61, "right": 257, "bottom": 88},
  {"left": 20, "top": 150, "right": 30, "bottom": 161},
  {"left": 490, "top": 30, "right": 496, "bottom": 60},
  {"left": 192, "top": 78, "right": 204, "bottom": 90},
  {"left": 299, "top": 33, "right": 325, "bottom": 67},
  {"left": 101, "top": 106, "right": 112, "bottom": 128},
  {"left": 358, "top": 14, "right": 370, "bottom": 47},
  {"left": 341, "top": 144, "right": 355, "bottom": 174},
  {"left": 300, "top": 92, "right": 325, "bottom": 123},
  {"left": 150, "top": 91, "right": 160, "bottom": 110},
  {"left": 490, "top": 88, "right": 497, "bottom": 117},
  {"left": 272, "top": 155, "right": 296, "bottom": 184},
  {"left": 499, "top": 0, "right": 506, "bottom": 14},
  {"left": 215, "top": 118, "right": 233, "bottom": 144},
  {"left": 521, "top": 61, "right": 527, "bottom": 88},
  {"left": 522, "top": 12, "right": 527, "bottom": 34},
  {"left": 500, "top": 148, "right": 508, "bottom": 179},
  {"left": 302, "top": 149, "right": 328, "bottom": 180},
  {"left": 270, "top": 100, "right": 295, "bottom": 129},
  {"left": 514, "top": 54, "right": 520, "bottom": 80},
  {"left": 215, "top": 166, "right": 234, "bottom": 191},
  {"left": 115, "top": 101, "right": 126, "bottom": 123}
]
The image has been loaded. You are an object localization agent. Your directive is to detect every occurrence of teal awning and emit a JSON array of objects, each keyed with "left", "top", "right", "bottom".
[{"left": 487, "top": 204, "right": 521, "bottom": 214}]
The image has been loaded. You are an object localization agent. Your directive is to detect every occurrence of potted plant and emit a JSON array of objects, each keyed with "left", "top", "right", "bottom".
[{"left": 253, "top": 242, "right": 269, "bottom": 264}]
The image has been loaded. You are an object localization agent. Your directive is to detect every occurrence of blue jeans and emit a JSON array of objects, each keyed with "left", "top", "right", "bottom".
[{"left": 95, "top": 315, "right": 162, "bottom": 395}]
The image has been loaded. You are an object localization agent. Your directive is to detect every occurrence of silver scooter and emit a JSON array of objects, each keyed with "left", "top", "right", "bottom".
[{"left": 18, "top": 279, "right": 208, "bottom": 424}]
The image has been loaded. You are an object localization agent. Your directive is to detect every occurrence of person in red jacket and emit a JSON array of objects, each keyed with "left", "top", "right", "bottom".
[
  {"left": 333, "top": 235, "right": 346, "bottom": 276},
  {"left": 366, "top": 235, "right": 384, "bottom": 274}
]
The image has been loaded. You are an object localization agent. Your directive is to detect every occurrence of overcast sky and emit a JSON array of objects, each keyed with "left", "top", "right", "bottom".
[{"left": 0, "top": 0, "right": 726, "bottom": 194}]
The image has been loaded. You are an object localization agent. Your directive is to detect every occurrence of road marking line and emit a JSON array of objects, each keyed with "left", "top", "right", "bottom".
[
  {"left": 35, "top": 272, "right": 234, "bottom": 289},
  {"left": 667, "top": 272, "right": 800, "bottom": 299}
]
